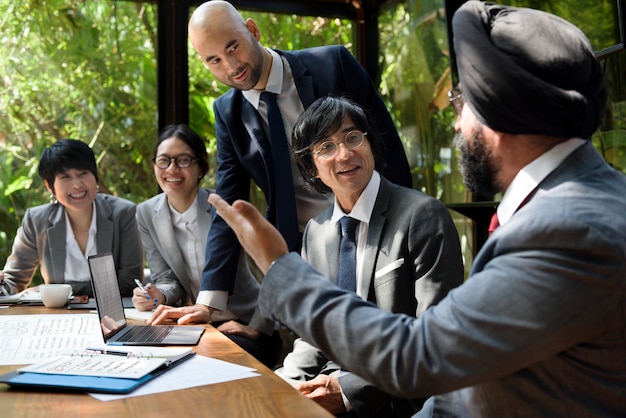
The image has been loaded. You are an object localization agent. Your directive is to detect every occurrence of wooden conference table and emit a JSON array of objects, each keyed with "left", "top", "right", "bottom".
[{"left": 0, "top": 305, "right": 332, "bottom": 418}]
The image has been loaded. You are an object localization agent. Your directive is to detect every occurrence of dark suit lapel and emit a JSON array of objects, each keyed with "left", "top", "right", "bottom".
[
  {"left": 95, "top": 196, "right": 113, "bottom": 254},
  {"left": 239, "top": 93, "right": 274, "bottom": 192},
  {"left": 327, "top": 220, "right": 341, "bottom": 285},
  {"left": 152, "top": 195, "right": 180, "bottom": 270},
  {"left": 306, "top": 214, "right": 341, "bottom": 284},
  {"left": 197, "top": 188, "right": 212, "bottom": 243},
  {"left": 362, "top": 179, "right": 392, "bottom": 300},
  {"left": 277, "top": 49, "right": 316, "bottom": 108},
  {"left": 47, "top": 205, "right": 66, "bottom": 283}
]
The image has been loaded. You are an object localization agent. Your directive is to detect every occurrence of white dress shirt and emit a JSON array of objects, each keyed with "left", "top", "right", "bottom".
[
  {"left": 64, "top": 202, "right": 97, "bottom": 283},
  {"left": 169, "top": 202, "right": 202, "bottom": 301},
  {"left": 330, "top": 170, "right": 381, "bottom": 298}
]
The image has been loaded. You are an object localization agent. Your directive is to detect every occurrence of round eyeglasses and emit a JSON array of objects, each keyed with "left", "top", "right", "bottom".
[
  {"left": 152, "top": 154, "right": 196, "bottom": 169},
  {"left": 448, "top": 88, "right": 464, "bottom": 115},
  {"left": 312, "top": 131, "right": 367, "bottom": 159}
]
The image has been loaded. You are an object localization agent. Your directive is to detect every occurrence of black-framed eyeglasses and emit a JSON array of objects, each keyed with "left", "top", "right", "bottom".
[
  {"left": 152, "top": 154, "right": 196, "bottom": 169},
  {"left": 448, "top": 88, "right": 464, "bottom": 115},
  {"left": 312, "top": 131, "right": 367, "bottom": 159}
]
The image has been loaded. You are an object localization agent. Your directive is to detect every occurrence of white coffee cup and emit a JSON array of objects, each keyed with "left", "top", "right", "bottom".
[{"left": 39, "top": 284, "right": 72, "bottom": 308}]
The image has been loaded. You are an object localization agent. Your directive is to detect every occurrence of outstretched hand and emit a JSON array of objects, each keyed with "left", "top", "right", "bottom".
[
  {"left": 147, "top": 304, "right": 212, "bottom": 325},
  {"left": 208, "top": 193, "right": 288, "bottom": 274}
]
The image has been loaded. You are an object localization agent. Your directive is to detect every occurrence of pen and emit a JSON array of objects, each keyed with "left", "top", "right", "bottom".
[
  {"left": 134, "top": 278, "right": 145, "bottom": 292},
  {"left": 85, "top": 348, "right": 132, "bottom": 357},
  {"left": 135, "top": 278, "right": 155, "bottom": 303}
]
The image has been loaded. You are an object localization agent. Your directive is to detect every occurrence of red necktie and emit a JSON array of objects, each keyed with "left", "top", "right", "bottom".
[
  {"left": 489, "top": 188, "right": 536, "bottom": 236},
  {"left": 488, "top": 211, "right": 500, "bottom": 236}
]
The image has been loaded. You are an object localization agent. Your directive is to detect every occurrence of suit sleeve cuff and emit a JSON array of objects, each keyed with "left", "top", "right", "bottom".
[
  {"left": 336, "top": 371, "right": 354, "bottom": 412},
  {"left": 196, "top": 290, "right": 228, "bottom": 312}
]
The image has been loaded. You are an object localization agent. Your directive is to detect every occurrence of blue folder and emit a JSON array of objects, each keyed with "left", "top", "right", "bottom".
[{"left": 0, "top": 352, "right": 195, "bottom": 394}]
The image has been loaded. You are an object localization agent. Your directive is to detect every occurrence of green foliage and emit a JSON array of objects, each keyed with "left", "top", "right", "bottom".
[
  {"left": 0, "top": 0, "right": 624, "bottom": 273},
  {"left": 0, "top": 2, "right": 357, "bottom": 264},
  {"left": 379, "top": 1, "right": 464, "bottom": 201},
  {"left": 0, "top": 0, "right": 159, "bottom": 264},
  {"left": 378, "top": 0, "right": 626, "bottom": 204}
]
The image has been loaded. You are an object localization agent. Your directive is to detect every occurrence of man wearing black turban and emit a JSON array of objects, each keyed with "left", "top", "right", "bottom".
[
  {"left": 454, "top": 2, "right": 607, "bottom": 139},
  {"left": 206, "top": 2, "right": 626, "bottom": 416}
]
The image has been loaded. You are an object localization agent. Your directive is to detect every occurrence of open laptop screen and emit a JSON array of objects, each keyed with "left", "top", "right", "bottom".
[{"left": 87, "top": 253, "right": 127, "bottom": 339}]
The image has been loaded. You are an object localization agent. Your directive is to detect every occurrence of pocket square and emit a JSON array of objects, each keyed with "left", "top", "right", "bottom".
[{"left": 375, "top": 258, "right": 404, "bottom": 279}]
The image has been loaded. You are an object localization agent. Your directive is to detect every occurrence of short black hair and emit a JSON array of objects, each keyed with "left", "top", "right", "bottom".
[
  {"left": 291, "top": 95, "right": 386, "bottom": 194},
  {"left": 38, "top": 139, "right": 98, "bottom": 194},
  {"left": 155, "top": 124, "right": 209, "bottom": 182}
]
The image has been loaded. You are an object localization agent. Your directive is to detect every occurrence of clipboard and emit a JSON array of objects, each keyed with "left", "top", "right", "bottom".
[{"left": 0, "top": 352, "right": 195, "bottom": 394}]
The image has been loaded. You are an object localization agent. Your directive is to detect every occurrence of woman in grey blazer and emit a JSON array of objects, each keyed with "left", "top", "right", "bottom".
[
  {"left": 134, "top": 124, "right": 281, "bottom": 369},
  {"left": 1, "top": 139, "right": 143, "bottom": 297}
]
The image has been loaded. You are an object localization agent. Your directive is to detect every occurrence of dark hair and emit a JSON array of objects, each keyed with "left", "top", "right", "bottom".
[
  {"left": 38, "top": 139, "right": 98, "bottom": 194},
  {"left": 155, "top": 124, "right": 209, "bottom": 182},
  {"left": 291, "top": 95, "right": 386, "bottom": 194}
]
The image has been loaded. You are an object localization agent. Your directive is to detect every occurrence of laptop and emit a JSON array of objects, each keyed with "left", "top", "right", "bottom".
[{"left": 88, "top": 253, "right": 205, "bottom": 346}]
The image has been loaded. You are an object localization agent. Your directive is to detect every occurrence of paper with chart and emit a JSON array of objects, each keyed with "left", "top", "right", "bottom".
[{"left": 0, "top": 314, "right": 104, "bottom": 365}]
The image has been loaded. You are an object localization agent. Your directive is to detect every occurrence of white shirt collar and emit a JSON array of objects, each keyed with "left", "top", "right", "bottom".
[
  {"left": 331, "top": 171, "right": 381, "bottom": 224},
  {"left": 498, "top": 138, "right": 585, "bottom": 225},
  {"left": 64, "top": 202, "right": 97, "bottom": 240},
  {"left": 168, "top": 199, "right": 198, "bottom": 225},
  {"left": 242, "top": 48, "right": 283, "bottom": 109}
]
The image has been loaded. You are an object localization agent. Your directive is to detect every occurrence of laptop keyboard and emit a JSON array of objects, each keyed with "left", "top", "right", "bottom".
[{"left": 118, "top": 325, "right": 174, "bottom": 343}]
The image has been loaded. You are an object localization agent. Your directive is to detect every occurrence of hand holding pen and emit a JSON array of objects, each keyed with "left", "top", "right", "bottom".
[{"left": 131, "top": 278, "right": 165, "bottom": 311}]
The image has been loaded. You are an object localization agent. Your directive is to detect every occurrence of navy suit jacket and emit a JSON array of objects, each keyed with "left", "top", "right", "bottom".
[{"left": 203, "top": 45, "right": 411, "bottom": 293}]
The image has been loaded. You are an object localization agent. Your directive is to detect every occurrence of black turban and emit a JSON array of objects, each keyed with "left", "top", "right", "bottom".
[{"left": 452, "top": 1, "right": 607, "bottom": 138}]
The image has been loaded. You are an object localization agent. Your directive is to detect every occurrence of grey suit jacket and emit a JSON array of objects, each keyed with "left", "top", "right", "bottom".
[
  {"left": 3, "top": 194, "right": 143, "bottom": 297},
  {"left": 136, "top": 187, "right": 274, "bottom": 333},
  {"left": 276, "top": 177, "right": 464, "bottom": 417},
  {"left": 260, "top": 142, "right": 626, "bottom": 417}
]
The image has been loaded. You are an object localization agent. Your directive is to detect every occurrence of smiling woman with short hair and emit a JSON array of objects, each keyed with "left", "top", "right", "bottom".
[{"left": 0, "top": 138, "right": 143, "bottom": 297}]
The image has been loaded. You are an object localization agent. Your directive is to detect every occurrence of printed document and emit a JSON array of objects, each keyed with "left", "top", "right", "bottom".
[{"left": 0, "top": 314, "right": 104, "bottom": 365}]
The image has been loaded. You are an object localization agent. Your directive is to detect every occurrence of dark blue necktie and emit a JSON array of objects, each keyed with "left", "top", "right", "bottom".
[
  {"left": 337, "top": 216, "right": 359, "bottom": 292},
  {"left": 260, "top": 91, "right": 299, "bottom": 251}
]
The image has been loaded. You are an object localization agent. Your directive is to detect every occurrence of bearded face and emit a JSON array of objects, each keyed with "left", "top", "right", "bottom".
[
  {"left": 453, "top": 127, "right": 501, "bottom": 196},
  {"left": 224, "top": 33, "right": 265, "bottom": 91}
]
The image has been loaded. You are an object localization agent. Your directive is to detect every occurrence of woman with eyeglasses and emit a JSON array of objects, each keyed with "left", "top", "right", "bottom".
[
  {"left": 134, "top": 124, "right": 282, "bottom": 369},
  {"left": 132, "top": 124, "right": 208, "bottom": 310},
  {"left": 0, "top": 139, "right": 143, "bottom": 297}
]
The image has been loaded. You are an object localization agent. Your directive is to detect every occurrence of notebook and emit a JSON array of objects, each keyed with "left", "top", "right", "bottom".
[
  {"left": 0, "top": 347, "right": 195, "bottom": 394},
  {"left": 88, "top": 253, "right": 205, "bottom": 346}
]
